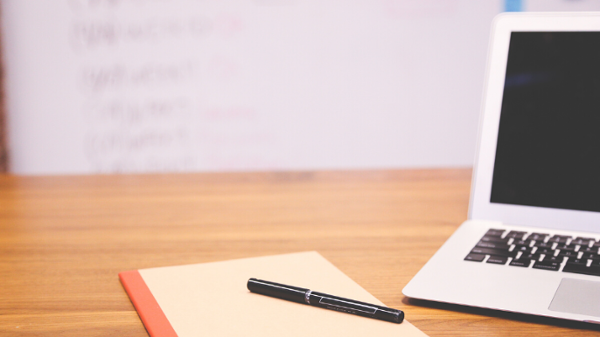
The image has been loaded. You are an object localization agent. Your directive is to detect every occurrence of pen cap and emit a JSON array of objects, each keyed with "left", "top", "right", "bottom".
[
  {"left": 247, "top": 278, "right": 309, "bottom": 304},
  {"left": 375, "top": 307, "right": 404, "bottom": 324}
]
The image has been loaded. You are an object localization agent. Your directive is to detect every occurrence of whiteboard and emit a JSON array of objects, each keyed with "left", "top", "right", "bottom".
[{"left": 2, "top": 0, "right": 599, "bottom": 174}]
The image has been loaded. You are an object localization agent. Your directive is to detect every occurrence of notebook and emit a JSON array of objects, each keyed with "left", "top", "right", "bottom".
[
  {"left": 120, "top": 251, "right": 427, "bottom": 336},
  {"left": 403, "top": 12, "right": 600, "bottom": 324}
]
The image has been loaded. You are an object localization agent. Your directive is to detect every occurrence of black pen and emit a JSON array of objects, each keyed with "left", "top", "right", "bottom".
[{"left": 247, "top": 278, "right": 404, "bottom": 324}]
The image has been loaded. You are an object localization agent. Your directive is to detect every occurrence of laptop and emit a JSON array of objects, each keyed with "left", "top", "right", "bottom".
[{"left": 403, "top": 12, "right": 600, "bottom": 324}]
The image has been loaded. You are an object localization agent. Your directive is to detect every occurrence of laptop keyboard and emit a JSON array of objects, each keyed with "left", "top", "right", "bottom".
[{"left": 465, "top": 228, "right": 600, "bottom": 276}]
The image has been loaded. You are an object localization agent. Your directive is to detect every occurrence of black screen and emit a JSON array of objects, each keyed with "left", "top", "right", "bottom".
[{"left": 490, "top": 32, "right": 600, "bottom": 212}]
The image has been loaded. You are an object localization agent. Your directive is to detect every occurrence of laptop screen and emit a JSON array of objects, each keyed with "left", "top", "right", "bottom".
[{"left": 490, "top": 32, "right": 600, "bottom": 213}]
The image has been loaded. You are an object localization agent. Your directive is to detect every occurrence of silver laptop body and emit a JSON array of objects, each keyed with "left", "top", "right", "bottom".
[{"left": 403, "top": 12, "right": 600, "bottom": 324}]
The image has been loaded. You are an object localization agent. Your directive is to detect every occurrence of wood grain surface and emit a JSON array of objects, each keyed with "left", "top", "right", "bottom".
[{"left": 0, "top": 169, "right": 599, "bottom": 336}]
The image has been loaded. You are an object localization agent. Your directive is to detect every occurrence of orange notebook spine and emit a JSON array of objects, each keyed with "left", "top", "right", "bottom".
[{"left": 119, "top": 270, "right": 178, "bottom": 337}]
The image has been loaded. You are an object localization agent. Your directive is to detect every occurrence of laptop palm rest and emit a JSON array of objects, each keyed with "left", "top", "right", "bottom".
[{"left": 549, "top": 278, "right": 600, "bottom": 318}]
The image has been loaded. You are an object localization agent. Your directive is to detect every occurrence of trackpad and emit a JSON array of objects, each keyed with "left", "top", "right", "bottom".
[{"left": 549, "top": 278, "right": 600, "bottom": 318}]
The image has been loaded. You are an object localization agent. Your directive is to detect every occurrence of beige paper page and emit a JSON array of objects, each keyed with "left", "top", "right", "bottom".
[{"left": 139, "top": 251, "right": 427, "bottom": 336}]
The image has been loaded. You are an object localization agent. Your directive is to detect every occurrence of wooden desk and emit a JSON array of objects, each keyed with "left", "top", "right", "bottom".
[{"left": 0, "top": 169, "right": 598, "bottom": 336}]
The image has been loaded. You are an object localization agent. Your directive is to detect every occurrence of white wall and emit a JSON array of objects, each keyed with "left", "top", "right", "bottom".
[{"left": 2, "top": 0, "right": 599, "bottom": 175}]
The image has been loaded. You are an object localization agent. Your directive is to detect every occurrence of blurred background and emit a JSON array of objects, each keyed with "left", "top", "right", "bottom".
[{"left": 0, "top": 0, "right": 599, "bottom": 175}]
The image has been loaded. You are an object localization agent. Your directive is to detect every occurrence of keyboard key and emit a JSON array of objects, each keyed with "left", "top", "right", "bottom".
[
  {"left": 567, "top": 258, "right": 588, "bottom": 266},
  {"left": 548, "top": 235, "right": 571, "bottom": 244},
  {"left": 546, "top": 256, "right": 562, "bottom": 263},
  {"left": 557, "top": 250, "right": 578, "bottom": 258},
  {"left": 476, "top": 241, "right": 510, "bottom": 250},
  {"left": 486, "top": 255, "right": 508, "bottom": 265},
  {"left": 555, "top": 244, "right": 577, "bottom": 252},
  {"left": 514, "top": 246, "right": 534, "bottom": 255},
  {"left": 572, "top": 237, "right": 595, "bottom": 246},
  {"left": 480, "top": 235, "right": 509, "bottom": 244},
  {"left": 506, "top": 231, "right": 527, "bottom": 239},
  {"left": 535, "top": 248, "right": 554, "bottom": 256},
  {"left": 513, "top": 239, "right": 529, "bottom": 246},
  {"left": 527, "top": 233, "right": 549, "bottom": 241},
  {"left": 581, "top": 253, "right": 600, "bottom": 260},
  {"left": 581, "top": 247, "right": 599, "bottom": 255},
  {"left": 534, "top": 241, "right": 553, "bottom": 249},
  {"left": 471, "top": 247, "right": 516, "bottom": 257},
  {"left": 520, "top": 253, "right": 541, "bottom": 261},
  {"left": 464, "top": 253, "right": 485, "bottom": 262},
  {"left": 509, "top": 258, "right": 531, "bottom": 267},
  {"left": 485, "top": 229, "right": 505, "bottom": 237},
  {"left": 532, "top": 256, "right": 560, "bottom": 271},
  {"left": 563, "top": 263, "right": 600, "bottom": 276}
]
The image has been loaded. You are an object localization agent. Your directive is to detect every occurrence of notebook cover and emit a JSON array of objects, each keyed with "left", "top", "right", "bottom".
[
  {"left": 119, "top": 270, "right": 178, "bottom": 337},
  {"left": 119, "top": 251, "right": 427, "bottom": 336}
]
